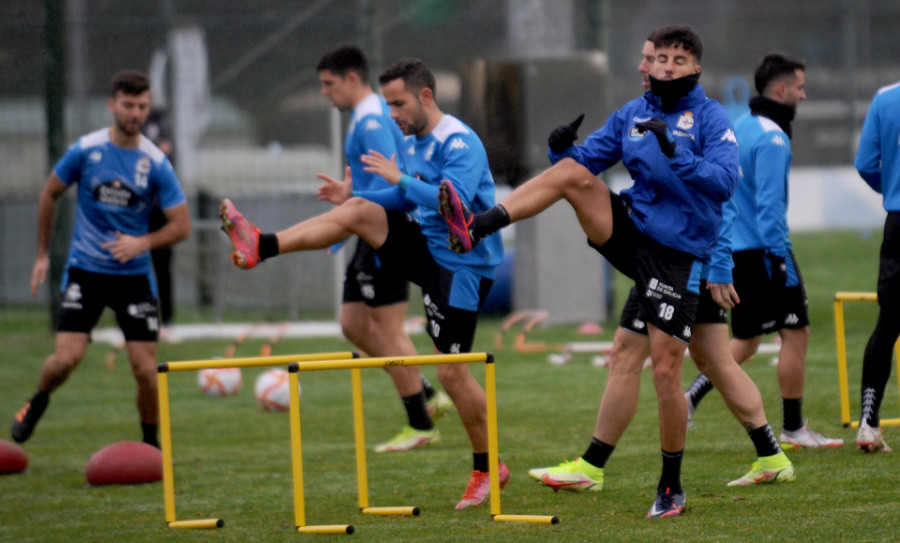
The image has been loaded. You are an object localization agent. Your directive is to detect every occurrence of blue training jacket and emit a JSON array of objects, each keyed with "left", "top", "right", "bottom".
[
  {"left": 550, "top": 84, "right": 739, "bottom": 260},
  {"left": 731, "top": 111, "right": 793, "bottom": 257},
  {"left": 856, "top": 81, "right": 900, "bottom": 212}
]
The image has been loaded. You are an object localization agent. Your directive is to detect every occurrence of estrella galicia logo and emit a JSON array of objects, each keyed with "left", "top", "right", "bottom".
[
  {"left": 629, "top": 125, "right": 649, "bottom": 140},
  {"left": 95, "top": 179, "right": 137, "bottom": 207}
]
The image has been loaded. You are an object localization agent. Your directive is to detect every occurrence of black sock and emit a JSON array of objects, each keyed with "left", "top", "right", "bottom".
[
  {"left": 420, "top": 375, "right": 436, "bottom": 400},
  {"left": 258, "top": 233, "right": 279, "bottom": 261},
  {"left": 31, "top": 390, "right": 50, "bottom": 410},
  {"left": 658, "top": 449, "right": 683, "bottom": 494},
  {"left": 473, "top": 452, "right": 489, "bottom": 473},
  {"left": 402, "top": 391, "right": 433, "bottom": 431},
  {"left": 782, "top": 398, "right": 803, "bottom": 432},
  {"left": 471, "top": 204, "right": 510, "bottom": 242},
  {"left": 142, "top": 423, "right": 160, "bottom": 449},
  {"left": 748, "top": 424, "right": 781, "bottom": 457},
  {"left": 686, "top": 373, "right": 713, "bottom": 408},
  {"left": 861, "top": 386, "right": 882, "bottom": 428},
  {"left": 582, "top": 437, "right": 615, "bottom": 469}
]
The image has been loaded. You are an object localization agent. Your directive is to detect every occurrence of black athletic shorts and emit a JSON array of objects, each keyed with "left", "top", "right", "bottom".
[
  {"left": 877, "top": 211, "right": 900, "bottom": 306},
  {"left": 593, "top": 192, "right": 702, "bottom": 343},
  {"left": 342, "top": 238, "right": 410, "bottom": 307},
  {"left": 56, "top": 267, "right": 160, "bottom": 341},
  {"left": 376, "top": 211, "right": 493, "bottom": 354},
  {"left": 620, "top": 279, "right": 726, "bottom": 337},
  {"left": 731, "top": 249, "right": 809, "bottom": 339}
]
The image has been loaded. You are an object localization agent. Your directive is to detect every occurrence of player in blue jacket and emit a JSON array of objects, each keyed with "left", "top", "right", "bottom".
[
  {"left": 220, "top": 58, "right": 508, "bottom": 509},
  {"left": 440, "top": 25, "right": 738, "bottom": 518},
  {"left": 314, "top": 44, "right": 451, "bottom": 454},
  {"left": 852, "top": 80, "right": 900, "bottom": 453},
  {"left": 11, "top": 70, "right": 191, "bottom": 447},
  {"left": 526, "top": 36, "right": 794, "bottom": 505},
  {"left": 684, "top": 54, "right": 843, "bottom": 450}
]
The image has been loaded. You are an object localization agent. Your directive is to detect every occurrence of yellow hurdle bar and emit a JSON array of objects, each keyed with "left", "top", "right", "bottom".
[
  {"left": 834, "top": 292, "right": 900, "bottom": 427},
  {"left": 351, "top": 368, "right": 370, "bottom": 511},
  {"left": 297, "top": 525, "right": 355, "bottom": 535},
  {"left": 168, "top": 519, "right": 224, "bottom": 529},
  {"left": 493, "top": 514, "right": 560, "bottom": 525},
  {"left": 361, "top": 507, "right": 420, "bottom": 516},
  {"left": 160, "top": 351, "right": 356, "bottom": 372}
]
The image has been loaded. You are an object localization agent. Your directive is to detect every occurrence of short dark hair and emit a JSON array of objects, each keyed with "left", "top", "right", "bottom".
[
  {"left": 110, "top": 70, "right": 150, "bottom": 97},
  {"left": 652, "top": 24, "right": 703, "bottom": 62},
  {"left": 754, "top": 53, "right": 806, "bottom": 95},
  {"left": 378, "top": 58, "right": 436, "bottom": 96},
  {"left": 317, "top": 43, "right": 369, "bottom": 83}
]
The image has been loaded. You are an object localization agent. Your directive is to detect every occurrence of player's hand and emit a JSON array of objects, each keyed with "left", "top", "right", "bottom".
[
  {"left": 766, "top": 253, "right": 788, "bottom": 289},
  {"left": 548, "top": 113, "right": 585, "bottom": 153},
  {"left": 102, "top": 231, "right": 149, "bottom": 263},
  {"left": 30, "top": 254, "right": 50, "bottom": 298},
  {"left": 635, "top": 118, "right": 678, "bottom": 158},
  {"left": 361, "top": 150, "right": 402, "bottom": 185},
  {"left": 708, "top": 282, "right": 739, "bottom": 310},
  {"left": 317, "top": 166, "right": 353, "bottom": 205}
]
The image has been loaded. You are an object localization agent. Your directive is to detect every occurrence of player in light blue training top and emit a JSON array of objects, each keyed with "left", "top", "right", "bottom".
[
  {"left": 219, "top": 58, "right": 508, "bottom": 510},
  {"left": 684, "top": 53, "right": 844, "bottom": 450},
  {"left": 852, "top": 80, "right": 900, "bottom": 453},
  {"left": 314, "top": 44, "right": 452, "bottom": 454},
  {"left": 11, "top": 70, "right": 191, "bottom": 448}
]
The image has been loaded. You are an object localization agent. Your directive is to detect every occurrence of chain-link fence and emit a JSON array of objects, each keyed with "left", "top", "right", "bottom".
[{"left": 2, "top": 0, "right": 898, "bottom": 318}]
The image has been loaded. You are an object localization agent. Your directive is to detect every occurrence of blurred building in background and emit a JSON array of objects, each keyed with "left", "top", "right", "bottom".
[{"left": 1, "top": 0, "right": 896, "bottom": 321}]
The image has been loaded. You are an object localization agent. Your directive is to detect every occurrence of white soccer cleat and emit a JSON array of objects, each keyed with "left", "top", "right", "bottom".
[
  {"left": 779, "top": 424, "right": 844, "bottom": 449},
  {"left": 856, "top": 420, "right": 892, "bottom": 453}
]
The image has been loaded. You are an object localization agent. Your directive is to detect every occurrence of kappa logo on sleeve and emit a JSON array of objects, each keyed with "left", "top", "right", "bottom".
[
  {"left": 720, "top": 129, "right": 738, "bottom": 144},
  {"left": 364, "top": 118, "right": 383, "bottom": 131},
  {"left": 771, "top": 134, "right": 786, "bottom": 146},
  {"left": 448, "top": 138, "right": 469, "bottom": 151}
]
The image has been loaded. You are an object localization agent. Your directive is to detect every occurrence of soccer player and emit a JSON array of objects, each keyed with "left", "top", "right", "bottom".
[
  {"left": 441, "top": 25, "right": 738, "bottom": 518},
  {"left": 220, "top": 58, "right": 509, "bottom": 509},
  {"left": 852, "top": 77, "right": 900, "bottom": 453},
  {"left": 314, "top": 44, "right": 451, "bottom": 453},
  {"left": 683, "top": 54, "right": 844, "bottom": 449},
  {"left": 11, "top": 70, "right": 191, "bottom": 448},
  {"left": 525, "top": 34, "right": 792, "bottom": 510}
]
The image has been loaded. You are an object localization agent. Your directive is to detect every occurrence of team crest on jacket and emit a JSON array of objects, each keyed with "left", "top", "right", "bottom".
[{"left": 676, "top": 112, "right": 694, "bottom": 130}]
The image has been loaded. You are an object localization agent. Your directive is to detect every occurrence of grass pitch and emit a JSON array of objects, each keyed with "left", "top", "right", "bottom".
[{"left": 1, "top": 230, "right": 898, "bottom": 542}]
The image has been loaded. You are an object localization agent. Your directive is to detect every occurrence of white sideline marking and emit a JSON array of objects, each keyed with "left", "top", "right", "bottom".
[{"left": 91, "top": 319, "right": 425, "bottom": 346}]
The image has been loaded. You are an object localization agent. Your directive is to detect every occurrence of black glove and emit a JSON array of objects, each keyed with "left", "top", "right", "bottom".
[
  {"left": 635, "top": 118, "right": 677, "bottom": 158},
  {"left": 766, "top": 253, "right": 788, "bottom": 289},
  {"left": 548, "top": 113, "right": 585, "bottom": 154}
]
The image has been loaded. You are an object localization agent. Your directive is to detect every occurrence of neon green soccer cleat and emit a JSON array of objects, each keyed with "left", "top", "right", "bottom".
[
  {"left": 727, "top": 452, "right": 796, "bottom": 486},
  {"left": 532, "top": 458, "right": 604, "bottom": 492},
  {"left": 374, "top": 425, "right": 440, "bottom": 453},
  {"left": 426, "top": 390, "right": 454, "bottom": 422}
]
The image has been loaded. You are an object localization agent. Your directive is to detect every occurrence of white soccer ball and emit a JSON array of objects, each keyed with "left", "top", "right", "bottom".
[
  {"left": 254, "top": 369, "right": 300, "bottom": 411},
  {"left": 197, "top": 367, "right": 242, "bottom": 397}
]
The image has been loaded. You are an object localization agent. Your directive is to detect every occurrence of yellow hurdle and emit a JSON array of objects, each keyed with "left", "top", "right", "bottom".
[
  {"left": 285, "top": 353, "right": 558, "bottom": 529},
  {"left": 158, "top": 351, "right": 354, "bottom": 530},
  {"left": 833, "top": 292, "right": 900, "bottom": 427}
]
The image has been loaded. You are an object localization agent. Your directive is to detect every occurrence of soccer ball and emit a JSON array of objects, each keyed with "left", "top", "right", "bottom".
[
  {"left": 254, "top": 369, "right": 300, "bottom": 411},
  {"left": 197, "top": 367, "right": 242, "bottom": 397}
]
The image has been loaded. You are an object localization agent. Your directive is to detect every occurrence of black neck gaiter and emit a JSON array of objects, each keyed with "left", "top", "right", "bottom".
[
  {"left": 649, "top": 72, "right": 701, "bottom": 112},
  {"left": 749, "top": 95, "right": 796, "bottom": 139}
]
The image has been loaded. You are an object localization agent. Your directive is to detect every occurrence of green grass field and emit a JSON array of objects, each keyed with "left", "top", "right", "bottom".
[{"left": 1, "top": 230, "right": 898, "bottom": 542}]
